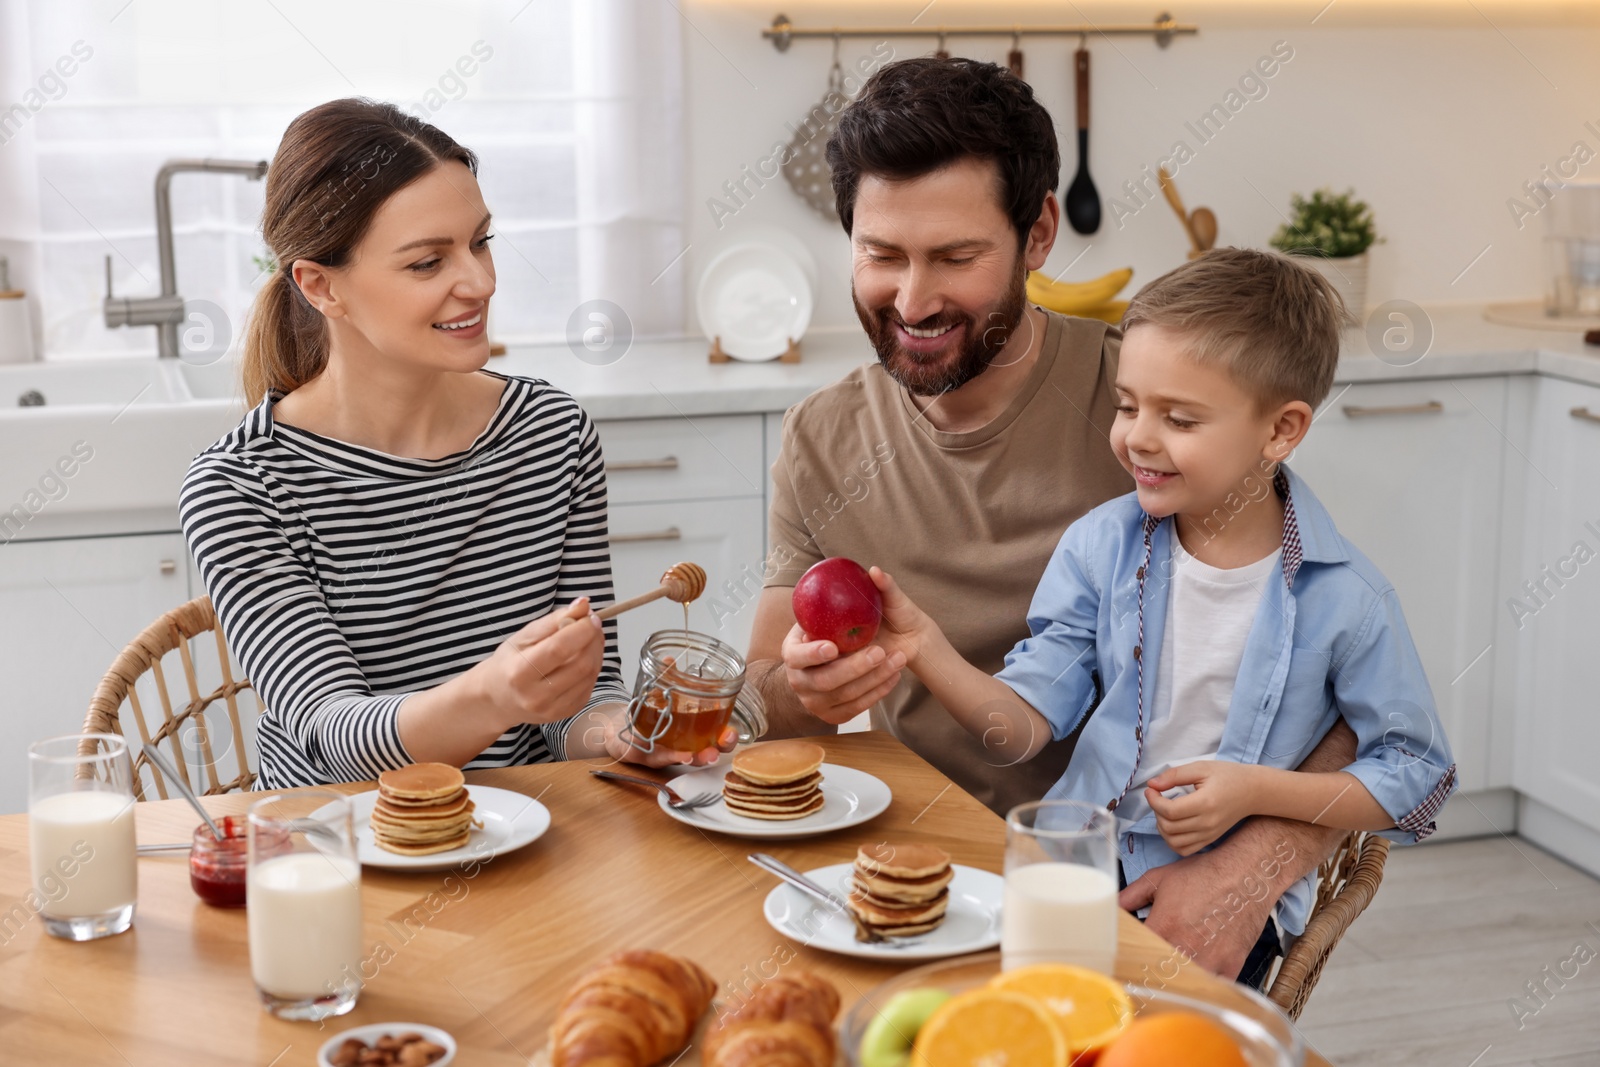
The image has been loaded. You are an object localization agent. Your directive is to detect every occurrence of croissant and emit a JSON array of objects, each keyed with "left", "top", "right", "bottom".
[
  {"left": 550, "top": 950, "right": 717, "bottom": 1067},
  {"left": 703, "top": 972, "right": 841, "bottom": 1067}
]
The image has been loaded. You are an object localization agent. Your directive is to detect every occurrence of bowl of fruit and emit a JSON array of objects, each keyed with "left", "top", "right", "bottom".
[{"left": 844, "top": 952, "right": 1302, "bottom": 1067}]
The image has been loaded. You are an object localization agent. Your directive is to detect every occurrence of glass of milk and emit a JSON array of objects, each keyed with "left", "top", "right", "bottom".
[
  {"left": 247, "top": 791, "right": 363, "bottom": 1021},
  {"left": 28, "top": 733, "right": 139, "bottom": 941},
  {"left": 1002, "top": 799, "right": 1120, "bottom": 973}
]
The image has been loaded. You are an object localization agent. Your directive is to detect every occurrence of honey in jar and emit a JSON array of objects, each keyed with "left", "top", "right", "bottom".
[{"left": 626, "top": 630, "right": 767, "bottom": 754}]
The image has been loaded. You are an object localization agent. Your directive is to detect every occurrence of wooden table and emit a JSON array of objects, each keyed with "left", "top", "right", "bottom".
[{"left": 0, "top": 733, "right": 1330, "bottom": 1066}]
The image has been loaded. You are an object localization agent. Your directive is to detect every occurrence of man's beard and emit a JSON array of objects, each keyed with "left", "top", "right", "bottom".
[{"left": 853, "top": 261, "right": 1028, "bottom": 397}]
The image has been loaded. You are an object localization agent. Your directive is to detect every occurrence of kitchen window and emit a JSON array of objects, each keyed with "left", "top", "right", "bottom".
[{"left": 0, "top": 0, "right": 686, "bottom": 358}]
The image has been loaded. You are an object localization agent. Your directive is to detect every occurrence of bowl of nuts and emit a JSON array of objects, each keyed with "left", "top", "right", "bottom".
[{"left": 317, "top": 1023, "right": 455, "bottom": 1067}]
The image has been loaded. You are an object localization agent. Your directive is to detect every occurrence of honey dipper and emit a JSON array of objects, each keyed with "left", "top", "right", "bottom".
[{"left": 557, "top": 562, "right": 707, "bottom": 628}]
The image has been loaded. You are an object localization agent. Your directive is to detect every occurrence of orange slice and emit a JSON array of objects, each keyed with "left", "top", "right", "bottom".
[
  {"left": 912, "top": 989, "right": 1067, "bottom": 1067},
  {"left": 988, "top": 964, "right": 1133, "bottom": 1059},
  {"left": 1097, "top": 1011, "right": 1249, "bottom": 1067}
]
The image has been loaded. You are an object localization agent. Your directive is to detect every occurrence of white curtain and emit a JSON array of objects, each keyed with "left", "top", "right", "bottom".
[{"left": 0, "top": 0, "right": 685, "bottom": 359}]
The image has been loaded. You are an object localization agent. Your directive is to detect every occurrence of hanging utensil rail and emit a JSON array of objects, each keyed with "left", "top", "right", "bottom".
[{"left": 762, "top": 11, "right": 1198, "bottom": 52}]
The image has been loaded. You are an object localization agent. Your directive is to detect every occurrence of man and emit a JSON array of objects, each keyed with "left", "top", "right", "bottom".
[{"left": 742, "top": 57, "right": 1356, "bottom": 985}]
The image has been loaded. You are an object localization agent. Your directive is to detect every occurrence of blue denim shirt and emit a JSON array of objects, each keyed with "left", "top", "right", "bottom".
[{"left": 995, "top": 466, "right": 1456, "bottom": 935}]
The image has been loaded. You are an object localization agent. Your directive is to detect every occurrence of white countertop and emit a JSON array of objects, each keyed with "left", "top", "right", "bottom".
[
  {"left": 501, "top": 304, "right": 1600, "bottom": 421},
  {"left": 490, "top": 329, "right": 878, "bottom": 421},
  {"left": 1, "top": 303, "right": 1597, "bottom": 535}
]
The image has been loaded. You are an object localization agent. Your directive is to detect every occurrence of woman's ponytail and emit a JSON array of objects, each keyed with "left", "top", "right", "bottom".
[{"left": 241, "top": 267, "right": 327, "bottom": 407}]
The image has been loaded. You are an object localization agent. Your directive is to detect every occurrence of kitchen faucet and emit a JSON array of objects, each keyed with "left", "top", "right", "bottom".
[{"left": 102, "top": 158, "right": 269, "bottom": 359}]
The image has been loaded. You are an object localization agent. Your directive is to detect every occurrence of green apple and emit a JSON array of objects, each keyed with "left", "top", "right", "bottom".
[{"left": 859, "top": 988, "right": 953, "bottom": 1067}]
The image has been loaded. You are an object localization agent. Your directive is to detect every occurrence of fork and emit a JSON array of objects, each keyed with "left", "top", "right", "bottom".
[{"left": 589, "top": 769, "right": 724, "bottom": 811}]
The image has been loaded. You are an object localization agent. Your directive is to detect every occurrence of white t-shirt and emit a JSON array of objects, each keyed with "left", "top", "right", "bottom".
[{"left": 1118, "top": 536, "right": 1282, "bottom": 828}]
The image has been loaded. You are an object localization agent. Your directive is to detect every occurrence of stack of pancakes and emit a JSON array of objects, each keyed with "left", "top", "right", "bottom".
[
  {"left": 371, "top": 763, "right": 479, "bottom": 856},
  {"left": 721, "top": 741, "right": 826, "bottom": 820},
  {"left": 846, "top": 842, "right": 954, "bottom": 939}
]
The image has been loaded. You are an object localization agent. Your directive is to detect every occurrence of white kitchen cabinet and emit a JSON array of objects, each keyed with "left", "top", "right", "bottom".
[
  {"left": 1288, "top": 377, "right": 1509, "bottom": 794},
  {"left": 605, "top": 496, "right": 766, "bottom": 681},
  {"left": 596, "top": 414, "right": 769, "bottom": 680},
  {"left": 0, "top": 533, "right": 190, "bottom": 813},
  {"left": 1510, "top": 377, "right": 1600, "bottom": 839},
  {"left": 764, "top": 412, "right": 784, "bottom": 476},
  {"left": 596, "top": 414, "right": 765, "bottom": 505}
]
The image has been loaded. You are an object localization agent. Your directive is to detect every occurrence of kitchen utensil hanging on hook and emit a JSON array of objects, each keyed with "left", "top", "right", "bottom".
[
  {"left": 782, "top": 34, "right": 848, "bottom": 219},
  {"left": 1007, "top": 32, "right": 1025, "bottom": 79},
  {"left": 935, "top": 32, "right": 949, "bottom": 60},
  {"left": 1064, "top": 35, "right": 1102, "bottom": 234}
]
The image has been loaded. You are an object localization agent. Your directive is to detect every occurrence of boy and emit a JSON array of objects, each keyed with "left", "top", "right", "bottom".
[{"left": 858, "top": 247, "right": 1456, "bottom": 985}]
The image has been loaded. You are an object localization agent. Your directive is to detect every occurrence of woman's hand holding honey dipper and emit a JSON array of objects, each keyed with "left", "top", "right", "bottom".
[{"left": 560, "top": 562, "right": 739, "bottom": 768}]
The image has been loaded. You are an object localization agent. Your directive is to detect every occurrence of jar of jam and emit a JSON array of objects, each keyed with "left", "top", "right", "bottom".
[{"left": 190, "top": 815, "right": 284, "bottom": 907}]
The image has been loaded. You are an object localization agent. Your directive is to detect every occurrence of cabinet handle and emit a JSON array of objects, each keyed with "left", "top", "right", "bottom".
[
  {"left": 612, "top": 526, "right": 682, "bottom": 544},
  {"left": 610, "top": 456, "right": 680, "bottom": 472},
  {"left": 1571, "top": 406, "right": 1600, "bottom": 426},
  {"left": 159, "top": 559, "right": 177, "bottom": 575},
  {"left": 1341, "top": 400, "right": 1444, "bottom": 419}
]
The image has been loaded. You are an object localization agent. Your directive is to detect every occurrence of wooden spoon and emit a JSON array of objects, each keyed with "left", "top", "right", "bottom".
[
  {"left": 1190, "top": 207, "right": 1218, "bottom": 253},
  {"left": 1158, "top": 167, "right": 1201, "bottom": 253}
]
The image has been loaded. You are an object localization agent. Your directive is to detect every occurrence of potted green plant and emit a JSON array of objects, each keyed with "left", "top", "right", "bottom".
[{"left": 1269, "top": 188, "right": 1379, "bottom": 318}]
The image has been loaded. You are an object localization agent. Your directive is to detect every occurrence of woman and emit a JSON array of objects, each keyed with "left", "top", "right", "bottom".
[{"left": 180, "top": 98, "right": 723, "bottom": 788}]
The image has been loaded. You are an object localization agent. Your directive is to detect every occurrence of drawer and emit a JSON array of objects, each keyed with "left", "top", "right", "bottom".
[
  {"left": 596, "top": 415, "right": 764, "bottom": 505},
  {"left": 605, "top": 497, "right": 766, "bottom": 680}
]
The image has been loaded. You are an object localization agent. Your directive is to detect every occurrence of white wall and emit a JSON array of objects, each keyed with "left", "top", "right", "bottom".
[{"left": 680, "top": 0, "right": 1600, "bottom": 336}]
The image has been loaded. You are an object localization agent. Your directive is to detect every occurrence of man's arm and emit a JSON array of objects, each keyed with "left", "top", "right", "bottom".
[{"left": 1119, "top": 718, "right": 1357, "bottom": 977}]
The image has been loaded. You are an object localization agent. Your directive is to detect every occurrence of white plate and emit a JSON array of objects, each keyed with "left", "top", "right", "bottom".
[
  {"left": 762, "top": 862, "right": 1004, "bottom": 961},
  {"left": 657, "top": 763, "right": 889, "bottom": 838},
  {"left": 696, "top": 241, "right": 814, "bottom": 360},
  {"left": 318, "top": 1022, "right": 455, "bottom": 1066},
  {"left": 342, "top": 784, "right": 551, "bottom": 871},
  {"left": 722, "top": 224, "right": 819, "bottom": 289}
]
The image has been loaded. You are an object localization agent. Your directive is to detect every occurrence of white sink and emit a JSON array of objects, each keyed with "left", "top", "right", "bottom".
[
  {"left": 0, "top": 358, "right": 243, "bottom": 520},
  {"left": 177, "top": 358, "right": 245, "bottom": 403},
  {"left": 0, "top": 359, "right": 186, "bottom": 410}
]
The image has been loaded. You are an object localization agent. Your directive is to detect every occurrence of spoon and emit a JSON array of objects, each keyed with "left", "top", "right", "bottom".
[
  {"left": 1158, "top": 167, "right": 1201, "bottom": 253},
  {"left": 1190, "top": 207, "right": 1218, "bottom": 254},
  {"left": 1064, "top": 45, "right": 1101, "bottom": 234},
  {"left": 141, "top": 742, "right": 223, "bottom": 840}
]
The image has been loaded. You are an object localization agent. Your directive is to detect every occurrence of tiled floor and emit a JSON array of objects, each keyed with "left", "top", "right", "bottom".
[{"left": 1297, "top": 836, "right": 1600, "bottom": 1067}]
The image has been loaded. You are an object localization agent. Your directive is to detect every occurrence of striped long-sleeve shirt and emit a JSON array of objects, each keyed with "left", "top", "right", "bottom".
[{"left": 179, "top": 371, "right": 628, "bottom": 789}]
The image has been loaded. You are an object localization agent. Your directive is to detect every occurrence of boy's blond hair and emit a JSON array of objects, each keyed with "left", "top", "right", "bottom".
[{"left": 1120, "top": 247, "right": 1350, "bottom": 410}]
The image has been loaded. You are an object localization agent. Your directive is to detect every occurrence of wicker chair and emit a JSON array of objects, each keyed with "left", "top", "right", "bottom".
[
  {"left": 81, "top": 595, "right": 259, "bottom": 800},
  {"left": 1264, "top": 829, "right": 1391, "bottom": 1019}
]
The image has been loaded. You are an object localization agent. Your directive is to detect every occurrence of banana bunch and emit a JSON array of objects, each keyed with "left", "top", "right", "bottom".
[{"left": 1026, "top": 267, "right": 1134, "bottom": 321}]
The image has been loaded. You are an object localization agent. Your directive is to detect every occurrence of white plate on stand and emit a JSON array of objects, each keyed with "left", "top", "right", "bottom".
[{"left": 696, "top": 241, "right": 814, "bottom": 360}]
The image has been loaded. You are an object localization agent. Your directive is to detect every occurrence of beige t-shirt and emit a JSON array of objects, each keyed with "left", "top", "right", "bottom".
[{"left": 766, "top": 310, "right": 1134, "bottom": 816}]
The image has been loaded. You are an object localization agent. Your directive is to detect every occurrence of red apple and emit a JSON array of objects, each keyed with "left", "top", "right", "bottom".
[{"left": 792, "top": 557, "right": 883, "bottom": 653}]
